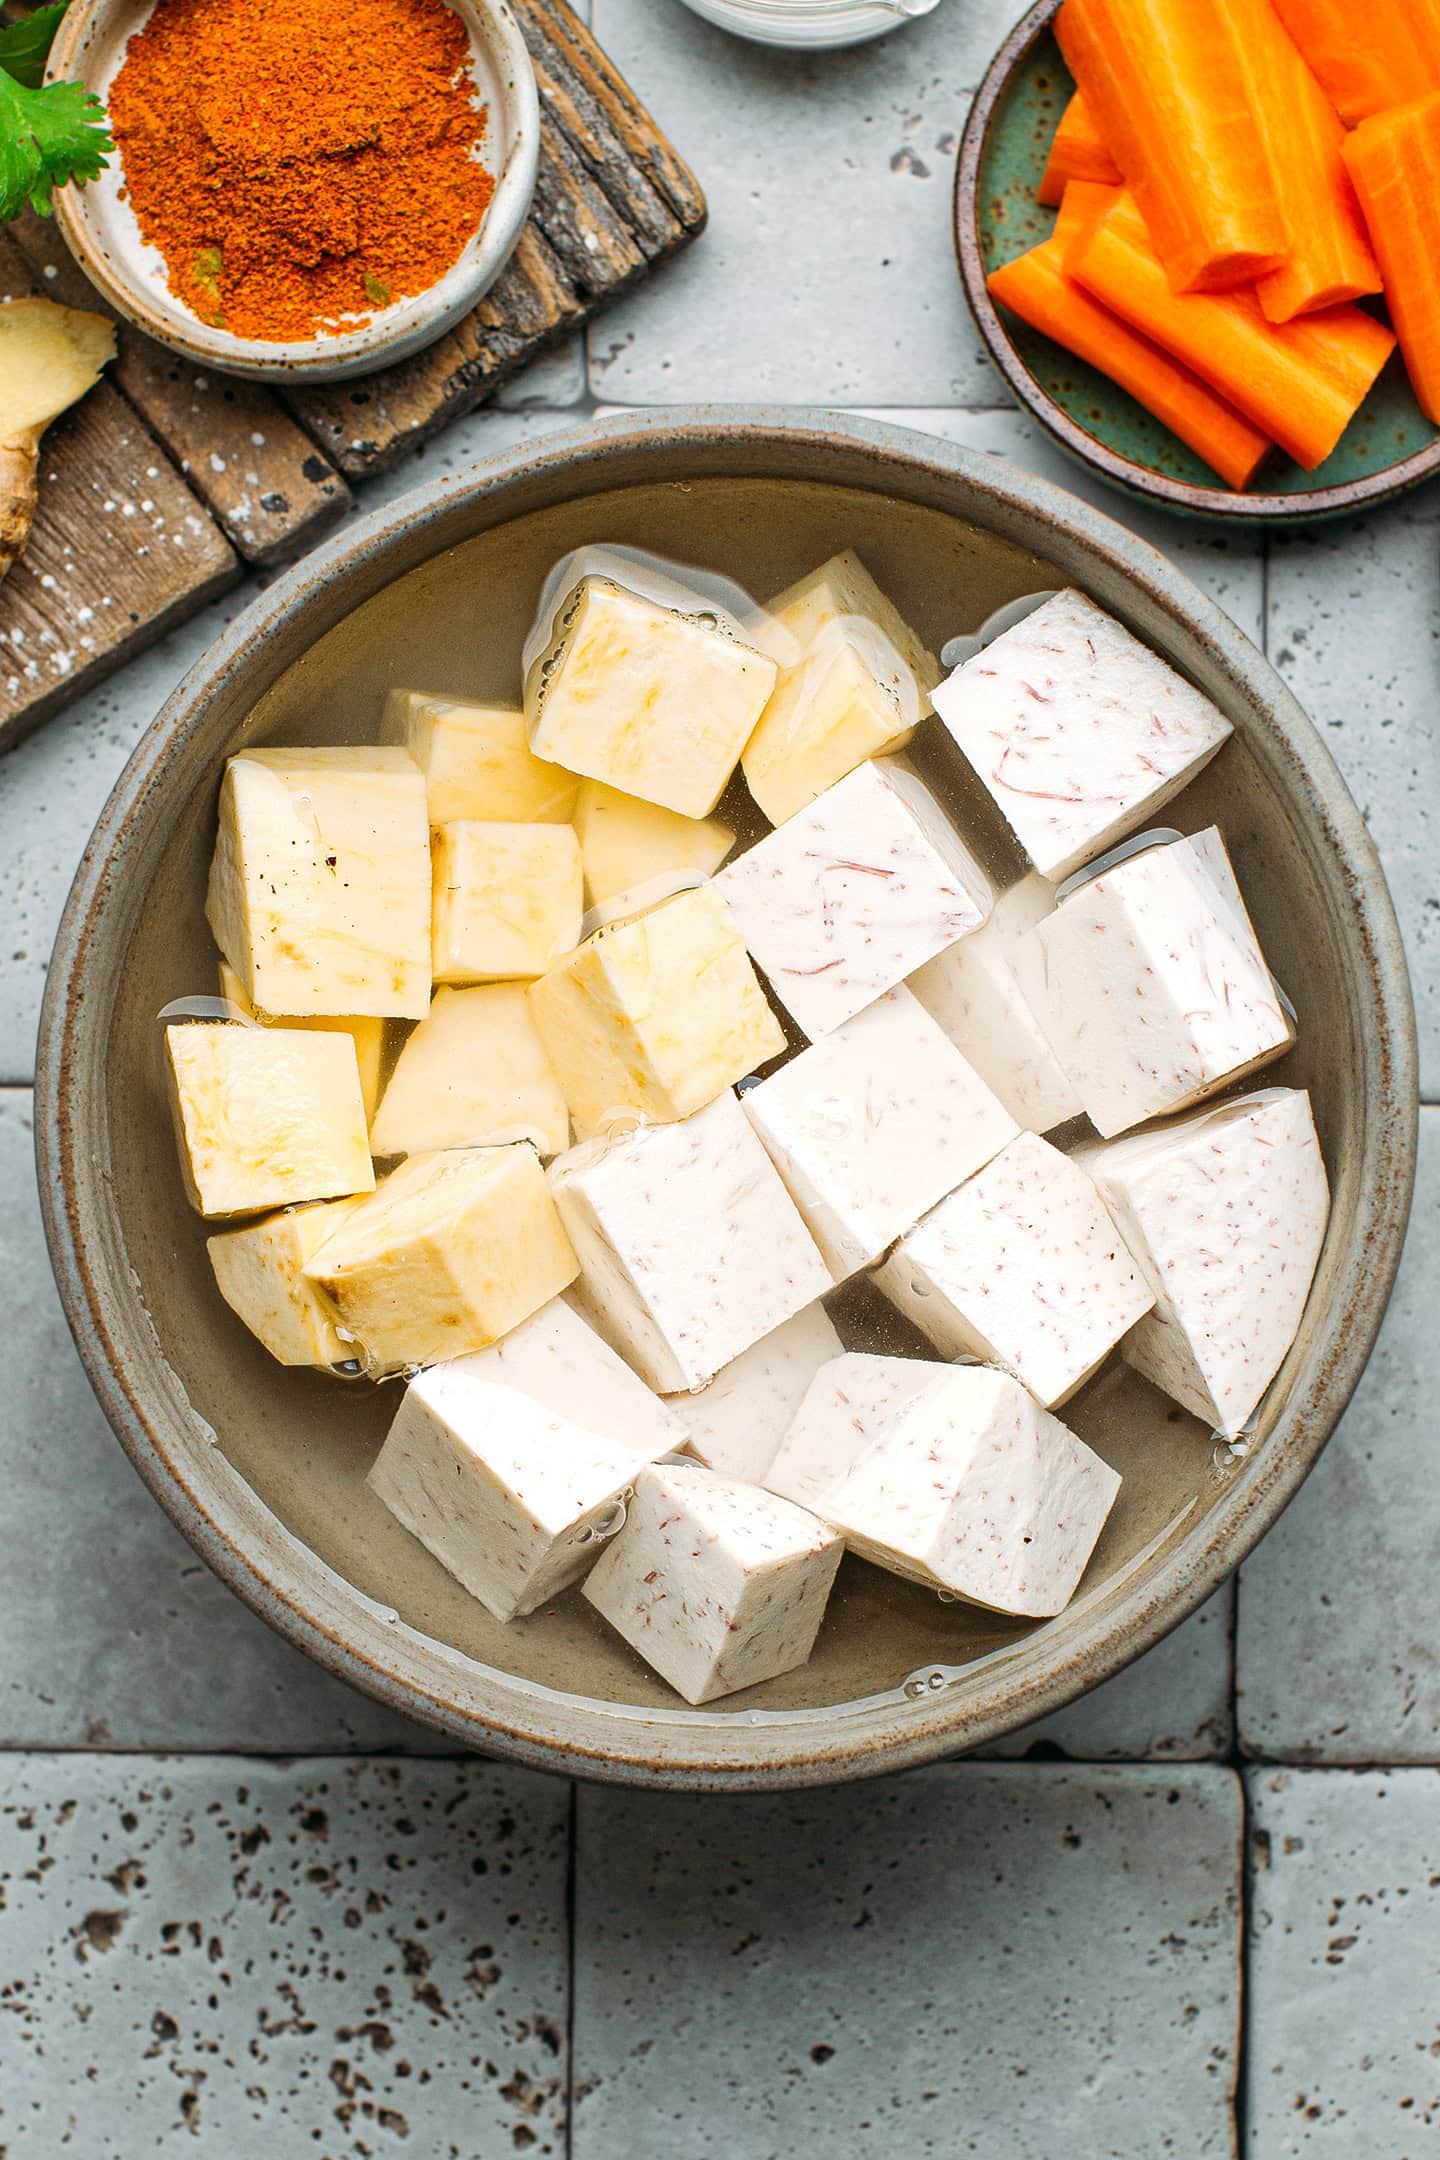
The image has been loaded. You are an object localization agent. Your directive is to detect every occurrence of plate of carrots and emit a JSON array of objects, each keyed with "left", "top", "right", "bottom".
[{"left": 956, "top": 0, "right": 1440, "bottom": 518}]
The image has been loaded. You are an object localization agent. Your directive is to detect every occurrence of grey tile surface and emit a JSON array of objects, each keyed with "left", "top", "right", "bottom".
[
  {"left": 1236, "top": 1110, "right": 1439, "bottom": 1765},
  {"left": 0, "top": 1754, "right": 571, "bottom": 2154},
  {"left": 1247, "top": 1767, "right": 1440, "bottom": 2154},
  {"left": 585, "top": 1, "right": 1013, "bottom": 405},
  {"left": 4, "top": 1090, "right": 435, "bottom": 1751},
  {"left": 1266, "top": 504, "right": 1440, "bottom": 1097},
  {"left": 572, "top": 1764, "right": 1243, "bottom": 2158}
]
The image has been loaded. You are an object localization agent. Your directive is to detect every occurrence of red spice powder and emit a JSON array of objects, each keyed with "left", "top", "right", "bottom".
[{"left": 109, "top": 0, "right": 496, "bottom": 342}]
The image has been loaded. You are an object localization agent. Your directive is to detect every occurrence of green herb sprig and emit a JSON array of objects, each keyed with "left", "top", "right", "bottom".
[{"left": 0, "top": 1, "right": 113, "bottom": 221}]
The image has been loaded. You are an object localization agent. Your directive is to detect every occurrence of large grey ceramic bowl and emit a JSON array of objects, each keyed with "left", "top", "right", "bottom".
[{"left": 37, "top": 410, "right": 1417, "bottom": 1790}]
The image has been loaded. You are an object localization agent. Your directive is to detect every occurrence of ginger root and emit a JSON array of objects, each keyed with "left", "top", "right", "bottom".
[{"left": 0, "top": 297, "right": 116, "bottom": 583}]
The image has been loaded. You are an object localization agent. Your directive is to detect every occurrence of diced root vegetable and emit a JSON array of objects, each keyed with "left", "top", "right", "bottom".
[
  {"left": 931, "top": 589, "right": 1233, "bottom": 883},
  {"left": 871, "top": 1132, "right": 1154, "bottom": 1409},
  {"left": 583, "top": 1462, "right": 843, "bottom": 1704},
  {"left": 1069, "top": 192, "right": 1396, "bottom": 469},
  {"left": 987, "top": 236, "right": 1273, "bottom": 489},
  {"left": 1055, "top": 0, "right": 1290, "bottom": 293},
  {"left": 1036, "top": 88, "right": 1124, "bottom": 206},
  {"left": 1343, "top": 93, "right": 1440, "bottom": 425}
]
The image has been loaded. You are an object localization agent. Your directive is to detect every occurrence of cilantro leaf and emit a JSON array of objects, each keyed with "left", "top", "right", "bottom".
[
  {"left": 0, "top": 68, "right": 111, "bottom": 219},
  {"left": 0, "top": 2, "right": 72, "bottom": 92}
]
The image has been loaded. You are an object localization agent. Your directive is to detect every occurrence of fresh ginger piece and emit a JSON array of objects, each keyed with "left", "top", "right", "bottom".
[{"left": 0, "top": 298, "right": 115, "bottom": 582}]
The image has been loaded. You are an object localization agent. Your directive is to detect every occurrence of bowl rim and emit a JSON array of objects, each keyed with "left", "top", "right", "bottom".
[
  {"left": 35, "top": 406, "right": 1419, "bottom": 1789},
  {"left": 954, "top": 0, "right": 1440, "bottom": 524},
  {"left": 47, "top": 0, "right": 541, "bottom": 384}
]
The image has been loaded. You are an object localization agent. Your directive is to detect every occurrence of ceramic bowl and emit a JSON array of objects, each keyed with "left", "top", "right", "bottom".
[
  {"left": 670, "top": 0, "right": 940, "bottom": 48},
  {"left": 37, "top": 410, "right": 1417, "bottom": 1789},
  {"left": 955, "top": 0, "right": 1440, "bottom": 521},
  {"left": 46, "top": 0, "right": 539, "bottom": 383}
]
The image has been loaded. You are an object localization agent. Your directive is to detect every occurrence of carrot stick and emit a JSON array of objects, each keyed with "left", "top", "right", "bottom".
[
  {"left": 1036, "top": 89, "right": 1123, "bottom": 206},
  {"left": 1055, "top": 0, "right": 1290, "bottom": 293},
  {"left": 1219, "top": 0, "right": 1383, "bottom": 322},
  {"left": 1343, "top": 93, "right": 1440, "bottom": 423},
  {"left": 988, "top": 234, "right": 1273, "bottom": 489},
  {"left": 1069, "top": 192, "right": 1396, "bottom": 467},
  {"left": 1052, "top": 180, "right": 1125, "bottom": 254},
  {"left": 1270, "top": 0, "right": 1440, "bottom": 123}
]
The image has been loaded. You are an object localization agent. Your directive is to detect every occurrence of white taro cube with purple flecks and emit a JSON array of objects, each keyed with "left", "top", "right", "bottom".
[
  {"left": 739, "top": 985, "right": 1018, "bottom": 1280},
  {"left": 871, "top": 1131, "right": 1154, "bottom": 1408},
  {"left": 715, "top": 757, "right": 992, "bottom": 1037},
  {"left": 931, "top": 589, "right": 1233, "bottom": 883},
  {"left": 673, "top": 1302, "right": 844, "bottom": 1486},
  {"left": 547, "top": 1091, "right": 833, "bottom": 1393},
  {"left": 1076, "top": 1086, "right": 1330, "bottom": 1438},
  {"left": 1012, "top": 828, "right": 1295, "bottom": 1140},
  {"left": 365, "top": 1299, "right": 685, "bottom": 1623},
  {"left": 908, "top": 871, "right": 1083, "bottom": 1134},
  {"left": 773, "top": 1354, "right": 1121, "bottom": 1619},
  {"left": 582, "top": 1460, "right": 843, "bottom": 1704}
]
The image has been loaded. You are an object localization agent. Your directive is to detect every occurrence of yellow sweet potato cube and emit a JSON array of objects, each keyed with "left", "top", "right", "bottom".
[{"left": 166, "top": 1022, "right": 375, "bottom": 1219}]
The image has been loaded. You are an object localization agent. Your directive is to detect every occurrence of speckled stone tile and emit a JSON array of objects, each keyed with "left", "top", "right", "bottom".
[
  {"left": 1266, "top": 504, "right": 1440, "bottom": 1097},
  {"left": 1246, "top": 1767, "right": 1440, "bottom": 2154},
  {"left": 585, "top": 1, "right": 1017, "bottom": 405},
  {"left": 1, "top": 1090, "right": 439, "bottom": 1750},
  {"left": 983, "top": 1587, "right": 1233, "bottom": 1761},
  {"left": 1236, "top": 1110, "right": 1438, "bottom": 1765},
  {"left": 0, "top": 405, "right": 580, "bottom": 1084},
  {"left": 0, "top": 1755, "right": 570, "bottom": 2155},
  {"left": 857, "top": 406, "right": 1268, "bottom": 647},
  {"left": 573, "top": 1764, "right": 1242, "bottom": 2157}
]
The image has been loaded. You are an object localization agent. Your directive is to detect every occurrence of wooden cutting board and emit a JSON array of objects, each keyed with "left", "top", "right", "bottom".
[{"left": 0, "top": 0, "right": 706, "bottom": 755}]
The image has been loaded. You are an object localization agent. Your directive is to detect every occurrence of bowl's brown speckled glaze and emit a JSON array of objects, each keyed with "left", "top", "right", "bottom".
[{"left": 37, "top": 411, "right": 1418, "bottom": 1789}]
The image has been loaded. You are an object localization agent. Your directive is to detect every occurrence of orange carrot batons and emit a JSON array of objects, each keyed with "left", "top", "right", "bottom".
[
  {"left": 1036, "top": 89, "right": 1124, "bottom": 207},
  {"left": 1052, "top": 180, "right": 1125, "bottom": 255},
  {"left": 1222, "top": 0, "right": 1382, "bottom": 323},
  {"left": 987, "top": 234, "right": 1273, "bottom": 489},
  {"left": 1343, "top": 94, "right": 1440, "bottom": 424},
  {"left": 1055, "top": 0, "right": 1290, "bottom": 294},
  {"left": 1270, "top": 0, "right": 1440, "bottom": 124},
  {"left": 1070, "top": 192, "right": 1396, "bottom": 468}
]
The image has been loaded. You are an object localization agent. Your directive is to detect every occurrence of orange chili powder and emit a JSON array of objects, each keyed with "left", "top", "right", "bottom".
[{"left": 109, "top": 0, "right": 496, "bottom": 342}]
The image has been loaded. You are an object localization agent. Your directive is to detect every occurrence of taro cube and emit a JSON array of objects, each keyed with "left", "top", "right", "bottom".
[
  {"left": 742, "top": 550, "right": 941, "bottom": 824},
  {"left": 369, "top": 985, "right": 569, "bottom": 1160},
  {"left": 206, "top": 746, "right": 431, "bottom": 1018},
  {"left": 907, "top": 872, "right": 1082, "bottom": 1132},
  {"left": 431, "top": 820, "right": 583, "bottom": 982},
  {"left": 675, "top": 1302, "right": 844, "bottom": 1485},
  {"left": 716, "top": 757, "right": 992, "bottom": 1037},
  {"left": 871, "top": 1130, "right": 1154, "bottom": 1407},
  {"left": 582, "top": 1461, "right": 843, "bottom": 1703},
  {"left": 932, "top": 588, "right": 1232, "bottom": 881},
  {"left": 368, "top": 1299, "right": 684, "bottom": 1621},
  {"left": 525, "top": 575, "right": 778, "bottom": 817},
  {"left": 1013, "top": 827, "right": 1294, "bottom": 1137},
  {"left": 805, "top": 1356, "right": 1122, "bottom": 1617},
  {"left": 1077, "top": 1086, "right": 1330, "bottom": 1436},
  {"left": 166, "top": 1021, "right": 375, "bottom": 1219},
  {"left": 381, "top": 690, "right": 578, "bottom": 824},
  {"left": 739, "top": 985, "right": 1017, "bottom": 1278},
  {"left": 303, "top": 1142, "right": 577, "bottom": 1373},
  {"left": 572, "top": 779, "right": 733, "bottom": 910},
  {"left": 528, "top": 883, "right": 784, "bottom": 1139},
  {"left": 548, "top": 1092, "right": 832, "bottom": 1392}
]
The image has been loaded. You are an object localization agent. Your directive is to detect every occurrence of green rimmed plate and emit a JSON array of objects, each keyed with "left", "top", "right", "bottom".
[{"left": 955, "top": 0, "right": 1440, "bottom": 521}]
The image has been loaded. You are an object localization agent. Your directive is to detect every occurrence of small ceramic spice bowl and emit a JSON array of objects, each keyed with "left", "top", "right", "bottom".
[
  {"left": 46, "top": 0, "right": 540, "bottom": 383},
  {"left": 956, "top": 0, "right": 1440, "bottom": 521}
]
